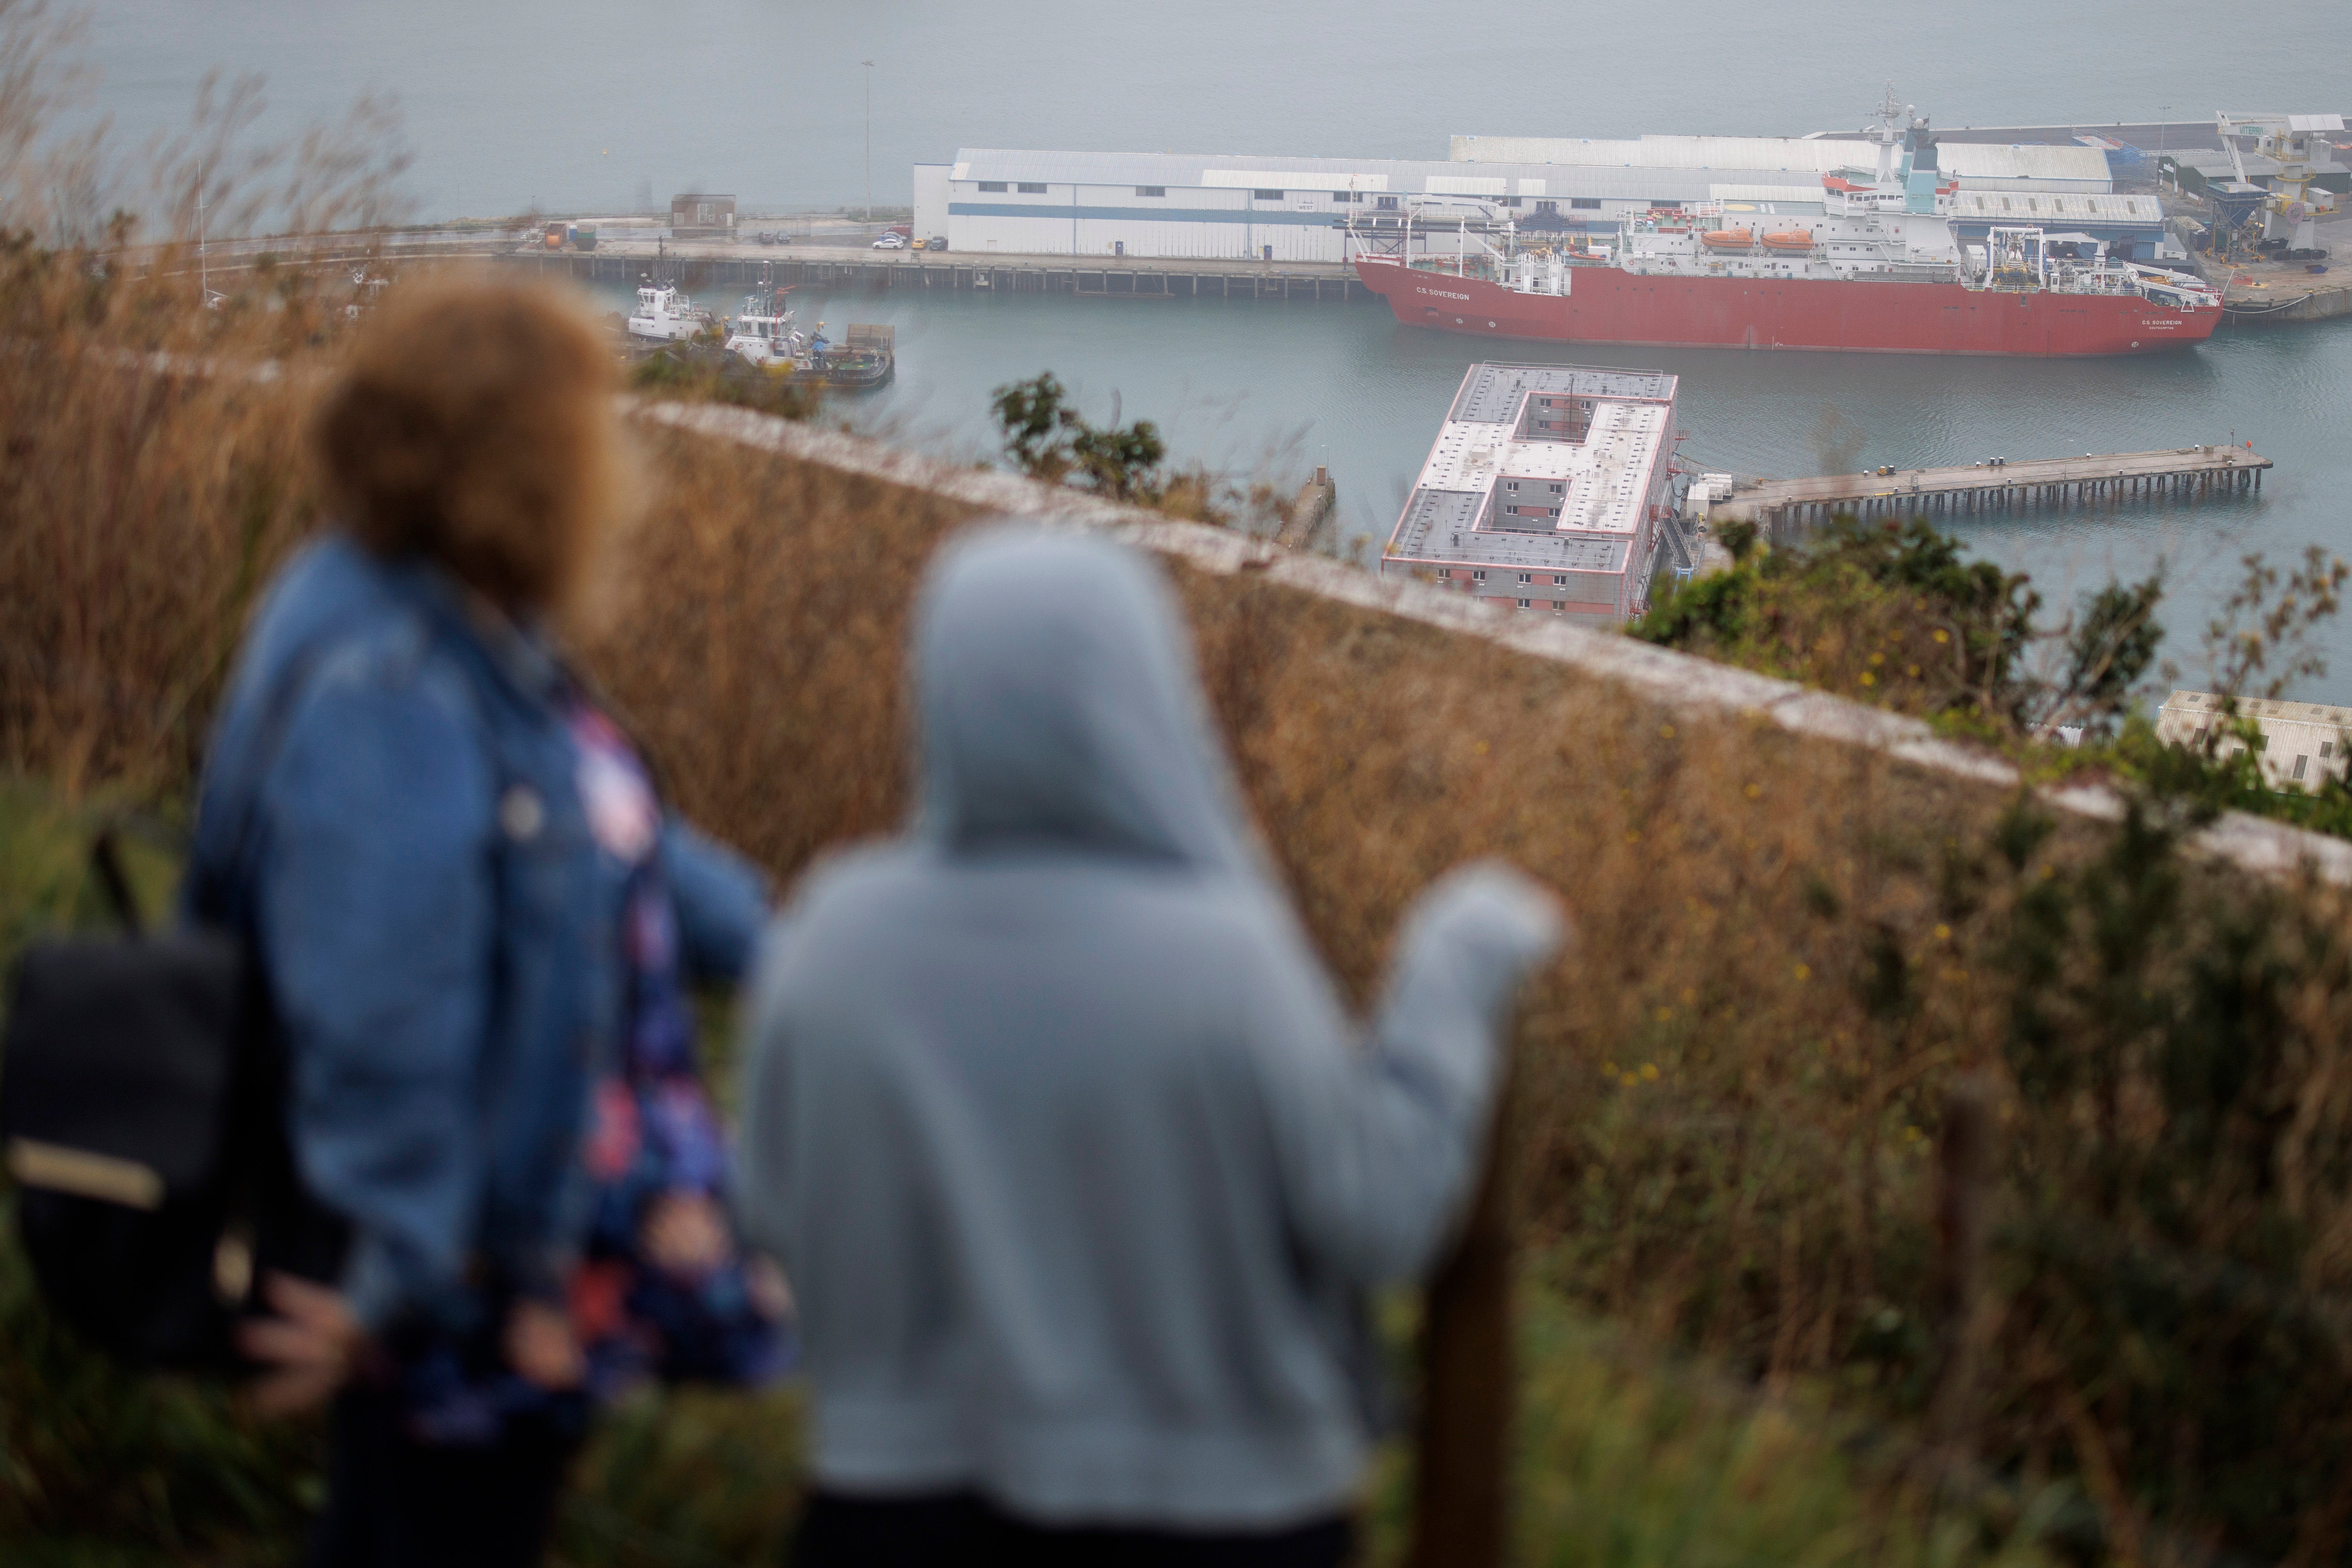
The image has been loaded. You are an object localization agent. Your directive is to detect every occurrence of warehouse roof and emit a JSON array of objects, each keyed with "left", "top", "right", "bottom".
[
  {"left": 1947, "top": 191, "right": 2166, "bottom": 224},
  {"left": 949, "top": 141, "right": 2111, "bottom": 198},
  {"left": 1449, "top": 133, "right": 2112, "bottom": 185}
]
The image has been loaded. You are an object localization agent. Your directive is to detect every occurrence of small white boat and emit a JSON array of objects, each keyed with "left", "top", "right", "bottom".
[{"left": 626, "top": 282, "right": 710, "bottom": 341}]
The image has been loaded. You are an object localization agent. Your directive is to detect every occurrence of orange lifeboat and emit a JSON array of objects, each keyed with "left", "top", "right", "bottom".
[
  {"left": 1701, "top": 228, "right": 1753, "bottom": 250},
  {"left": 1761, "top": 230, "right": 1816, "bottom": 252}
]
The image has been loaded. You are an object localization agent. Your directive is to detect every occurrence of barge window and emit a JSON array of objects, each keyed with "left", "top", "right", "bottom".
[
  {"left": 1571, "top": 198, "right": 1601, "bottom": 209},
  {"left": 1377, "top": 196, "right": 1399, "bottom": 211},
  {"left": 1253, "top": 189, "right": 1283, "bottom": 200},
  {"left": 979, "top": 181, "right": 1008, "bottom": 192},
  {"left": 1135, "top": 185, "right": 1165, "bottom": 197},
  {"left": 1017, "top": 182, "right": 1049, "bottom": 194}
]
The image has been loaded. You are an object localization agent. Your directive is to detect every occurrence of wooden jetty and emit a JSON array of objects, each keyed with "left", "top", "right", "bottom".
[
  {"left": 1720, "top": 446, "right": 2270, "bottom": 534},
  {"left": 1274, "top": 467, "right": 1338, "bottom": 552}
]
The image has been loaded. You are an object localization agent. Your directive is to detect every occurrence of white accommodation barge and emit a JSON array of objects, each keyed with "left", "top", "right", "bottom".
[{"left": 1381, "top": 364, "right": 1680, "bottom": 626}]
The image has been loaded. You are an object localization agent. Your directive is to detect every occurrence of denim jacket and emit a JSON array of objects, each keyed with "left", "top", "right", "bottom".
[{"left": 187, "top": 533, "right": 767, "bottom": 1335}]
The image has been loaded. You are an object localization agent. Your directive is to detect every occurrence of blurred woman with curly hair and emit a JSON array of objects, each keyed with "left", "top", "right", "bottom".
[{"left": 187, "top": 274, "right": 786, "bottom": 1568}]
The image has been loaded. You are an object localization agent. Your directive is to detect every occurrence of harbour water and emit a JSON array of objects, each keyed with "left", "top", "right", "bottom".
[
  {"left": 616, "top": 276, "right": 2352, "bottom": 693},
  {"left": 71, "top": 0, "right": 2352, "bottom": 692}
]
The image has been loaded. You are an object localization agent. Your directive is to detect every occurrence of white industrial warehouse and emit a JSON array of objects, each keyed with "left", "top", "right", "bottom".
[{"left": 910, "top": 134, "right": 2150, "bottom": 266}]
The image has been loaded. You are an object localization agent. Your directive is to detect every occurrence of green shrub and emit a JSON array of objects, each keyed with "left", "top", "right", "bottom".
[
  {"left": 1978, "top": 791, "right": 2352, "bottom": 1562},
  {"left": 987, "top": 371, "right": 1288, "bottom": 530},
  {"left": 1632, "top": 517, "right": 2044, "bottom": 724},
  {"left": 1507, "top": 1271, "right": 2065, "bottom": 1568},
  {"left": 626, "top": 342, "right": 820, "bottom": 423}
]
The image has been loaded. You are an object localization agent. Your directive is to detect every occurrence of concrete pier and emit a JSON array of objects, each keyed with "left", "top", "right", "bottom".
[
  {"left": 1718, "top": 446, "right": 2271, "bottom": 536},
  {"left": 504, "top": 242, "right": 1374, "bottom": 304}
]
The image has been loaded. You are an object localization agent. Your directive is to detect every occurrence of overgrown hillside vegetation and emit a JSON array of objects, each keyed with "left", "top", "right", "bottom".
[
  {"left": 11, "top": 226, "right": 2352, "bottom": 1568},
  {"left": 1635, "top": 515, "right": 2352, "bottom": 840}
]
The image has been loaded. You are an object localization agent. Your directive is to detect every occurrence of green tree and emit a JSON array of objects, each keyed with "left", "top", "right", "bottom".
[{"left": 989, "top": 372, "right": 1168, "bottom": 502}]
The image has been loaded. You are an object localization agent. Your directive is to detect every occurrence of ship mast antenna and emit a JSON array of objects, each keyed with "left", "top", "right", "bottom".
[{"left": 1865, "top": 83, "right": 1907, "bottom": 185}]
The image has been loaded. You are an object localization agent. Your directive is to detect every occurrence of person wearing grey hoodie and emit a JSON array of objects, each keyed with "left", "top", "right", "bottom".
[{"left": 736, "top": 526, "right": 1563, "bottom": 1566}]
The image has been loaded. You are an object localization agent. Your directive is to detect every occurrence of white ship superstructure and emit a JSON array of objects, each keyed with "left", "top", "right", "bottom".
[
  {"left": 626, "top": 283, "right": 710, "bottom": 342},
  {"left": 722, "top": 287, "right": 804, "bottom": 369}
]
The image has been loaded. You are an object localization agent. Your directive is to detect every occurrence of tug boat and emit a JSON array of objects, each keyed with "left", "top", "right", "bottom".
[
  {"left": 721, "top": 289, "right": 895, "bottom": 389},
  {"left": 722, "top": 286, "right": 804, "bottom": 369},
  {"left": 625, "top": 281, "right": 710, "bottom": 342}
]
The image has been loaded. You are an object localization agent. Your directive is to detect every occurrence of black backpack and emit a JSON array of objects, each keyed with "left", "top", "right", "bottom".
[{"left": 1, "top": 664, "right": 347, "bottom": 1369}]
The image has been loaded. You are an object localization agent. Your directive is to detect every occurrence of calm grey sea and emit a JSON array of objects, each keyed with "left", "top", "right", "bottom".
[{"left": 72, "top": 0, "right": 2352, "bottom": 692}]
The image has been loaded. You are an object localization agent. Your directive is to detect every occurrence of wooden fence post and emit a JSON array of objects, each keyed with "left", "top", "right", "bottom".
[
  {"left": 1925, "top": 1072, "right": 1997, "bottom": 1458},
  {"left": 1407, "top": 1061, "right": 1518, "bottom": 1568}
]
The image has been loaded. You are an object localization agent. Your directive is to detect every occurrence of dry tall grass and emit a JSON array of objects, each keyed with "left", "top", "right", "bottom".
[{"left": 0, "top": 264, "right": 324, "bottom": 794}]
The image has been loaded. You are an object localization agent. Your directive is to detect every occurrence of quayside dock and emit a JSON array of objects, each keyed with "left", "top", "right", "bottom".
[
  {"left": 1718, "top": 446, "right": 2270, "bottom": 533},
  {"left": 505, "top": 243, "right": 1374, "bottom": 303}
]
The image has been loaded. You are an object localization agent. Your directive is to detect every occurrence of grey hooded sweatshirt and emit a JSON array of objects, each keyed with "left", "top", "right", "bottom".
[{"left": 736, "top": 527, "right": 1561, "bottom": 1529}]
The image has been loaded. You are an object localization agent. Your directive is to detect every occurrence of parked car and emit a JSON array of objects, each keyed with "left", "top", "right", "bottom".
[
  {"left": 755, "top": 230, "right": 778, "bottom": 245},
  {"left": 873, "top": 231, "right": 907, "bottom": 250},
  {"left": 909, "top": 236, "right": 928, "bottom": 250},
  {"left": 927, "top": 235, "right": 947, "bottom": 252}
]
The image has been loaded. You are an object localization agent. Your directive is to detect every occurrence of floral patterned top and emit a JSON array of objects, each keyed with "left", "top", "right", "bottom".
[{"left": 397, "top": 700, "right": 788, "bottom": 1445}]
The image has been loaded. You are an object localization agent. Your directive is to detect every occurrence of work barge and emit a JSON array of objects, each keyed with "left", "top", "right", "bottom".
[{"left": 1714, "top": 445, "right": 2270, "bottom": 535}]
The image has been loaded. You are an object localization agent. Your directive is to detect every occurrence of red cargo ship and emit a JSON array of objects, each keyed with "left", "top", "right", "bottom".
[{"left": 1351, "top": 111, "right": 2221, "bottom": 356}]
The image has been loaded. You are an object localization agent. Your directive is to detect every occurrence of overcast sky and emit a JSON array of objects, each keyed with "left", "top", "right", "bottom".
[{"left": 62, "top": 0, "right": 2352, "bottom": 220}]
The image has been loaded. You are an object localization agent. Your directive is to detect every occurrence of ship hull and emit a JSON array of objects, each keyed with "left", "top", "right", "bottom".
[{"left": 1354, "top": 258, "right": 2221, "bottom": 355}]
